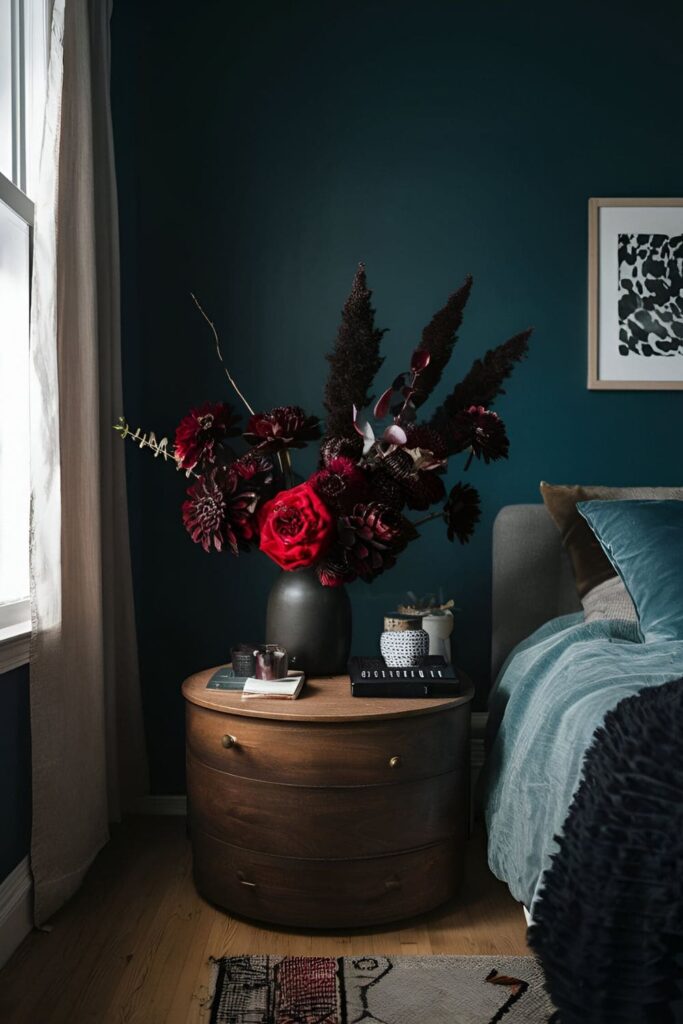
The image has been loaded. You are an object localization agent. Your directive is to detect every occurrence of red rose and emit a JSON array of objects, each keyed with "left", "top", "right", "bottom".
[{"left": 258, "top": 483, "right": 334, "bottom": 571}]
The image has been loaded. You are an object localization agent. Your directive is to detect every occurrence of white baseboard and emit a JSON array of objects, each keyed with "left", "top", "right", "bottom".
[{"left": 0, "top": 856, "right": 33, "bottom": 969}]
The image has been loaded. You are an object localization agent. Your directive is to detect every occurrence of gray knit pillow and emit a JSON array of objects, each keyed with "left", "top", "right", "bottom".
[{"left": 582, "top": 575, "right": 637, "bottom": 624}]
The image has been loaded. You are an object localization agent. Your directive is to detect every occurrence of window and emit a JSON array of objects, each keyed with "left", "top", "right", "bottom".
[{"left": 0, "top": 0, "right": 48, "bottom": 665}]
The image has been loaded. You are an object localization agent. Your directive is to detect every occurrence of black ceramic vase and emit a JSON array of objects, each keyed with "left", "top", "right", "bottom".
[{"left": 265, "top": 568, "right": 352, "bottom": 676}]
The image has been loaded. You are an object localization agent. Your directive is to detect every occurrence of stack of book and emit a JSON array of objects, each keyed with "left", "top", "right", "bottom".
[
  {"left": 348, "top": 656, "right": 461, "bottom": 697},
  {"left": 206, "top": 667, "right": 305, "bottom": 700}
]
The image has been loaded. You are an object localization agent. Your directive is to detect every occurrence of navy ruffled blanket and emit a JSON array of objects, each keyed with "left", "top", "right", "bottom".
[
  {"left": 529, "top": 676, "right": 683, "bottom": 1022},
  {"left": 484, "top": 614, "right": 683, "bottom": 1021}
]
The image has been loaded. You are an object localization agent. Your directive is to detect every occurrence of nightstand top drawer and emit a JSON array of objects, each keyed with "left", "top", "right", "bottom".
[
  {"left": 182, "top": 668, "right": 473, "bottom": 722},
  {"left": 186, "top": 701, "right": 469, "bottom": 786}
]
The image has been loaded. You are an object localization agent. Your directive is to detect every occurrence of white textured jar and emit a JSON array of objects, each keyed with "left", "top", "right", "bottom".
[{"left": 380, "top": 627, "right": 430, "bottom": 667}]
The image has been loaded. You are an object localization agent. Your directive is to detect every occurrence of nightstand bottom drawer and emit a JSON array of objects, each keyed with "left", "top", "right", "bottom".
[{"left": 193, "top": 830, "right": 464, "bottom": 928}]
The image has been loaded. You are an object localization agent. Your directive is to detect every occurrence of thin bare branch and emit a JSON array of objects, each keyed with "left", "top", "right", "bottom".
[{"left": 190, "top": 293, "right": 255, "bottom": 416}]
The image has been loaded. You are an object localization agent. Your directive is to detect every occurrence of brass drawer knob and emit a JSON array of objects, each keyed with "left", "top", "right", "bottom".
[
  {"left": 221, "top": 734, "right": 237, "bottom": 749},
  {"left": 389, "top": 755, "right": 402, "bottom": 769}
]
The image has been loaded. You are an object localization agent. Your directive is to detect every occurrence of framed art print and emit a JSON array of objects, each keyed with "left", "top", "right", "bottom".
[{"left": 588, "top": 197, "right": 683, "bottom": 389}]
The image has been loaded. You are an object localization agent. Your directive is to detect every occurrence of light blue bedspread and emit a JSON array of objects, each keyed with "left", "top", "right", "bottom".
[{"left": 484, "top": 613, "right": 683, "bottom": 912}]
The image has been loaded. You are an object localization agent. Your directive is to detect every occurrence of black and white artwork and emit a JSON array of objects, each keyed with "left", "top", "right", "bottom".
[
  {"left": 590, "top": 199, "right": 683, "bottom": 388},
  {"left": 617, "top": 233, "right": 683, "bottom": 358}
]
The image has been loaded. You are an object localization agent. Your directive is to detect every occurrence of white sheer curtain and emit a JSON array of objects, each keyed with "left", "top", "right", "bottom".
[{"left": 29, "top": 0, "right": 148, "bottom": 925}]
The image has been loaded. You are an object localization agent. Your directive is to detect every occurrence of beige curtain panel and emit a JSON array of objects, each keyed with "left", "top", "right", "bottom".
[{"left": 29, "top": 0, "right": 148, "bottom": 925}]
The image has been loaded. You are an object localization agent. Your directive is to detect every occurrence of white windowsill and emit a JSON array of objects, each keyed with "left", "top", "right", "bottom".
[{"left": 0, "top": 621, "right": 30, "bottom": 674}]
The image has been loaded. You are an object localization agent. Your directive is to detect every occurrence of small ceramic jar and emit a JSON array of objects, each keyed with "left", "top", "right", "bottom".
[
  {"left": 380, "top": 615, "right": 430, "bottom": 667},
  {"left": 421, "top": 610, "right": 454, "bottom": 662}
]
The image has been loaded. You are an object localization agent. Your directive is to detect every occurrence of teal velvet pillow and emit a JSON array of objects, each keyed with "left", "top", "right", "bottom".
[{"left": 577, "top": 499, "right": 683, "bottom": 642}]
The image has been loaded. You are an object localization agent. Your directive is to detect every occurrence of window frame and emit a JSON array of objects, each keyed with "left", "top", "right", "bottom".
[{"left": 0, "top": 0, "right": 49, "bottom": 671}]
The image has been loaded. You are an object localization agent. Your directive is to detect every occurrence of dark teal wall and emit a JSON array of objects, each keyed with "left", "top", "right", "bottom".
[
  {"left": 0, "top": 666, "right": 31, "bottom": 879},
  {"left": 112, "top": 0, "right": 683, "bottom": 792}
]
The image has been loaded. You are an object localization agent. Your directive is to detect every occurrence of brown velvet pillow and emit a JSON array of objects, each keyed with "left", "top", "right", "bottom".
[{"left": 539, "top": 482, "right": 683, "bottom": 598}]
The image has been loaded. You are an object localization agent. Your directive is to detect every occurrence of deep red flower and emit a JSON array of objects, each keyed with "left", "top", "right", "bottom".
[
  {"left": 182, "top": 467, "right": 260, "bottom": 554},
  {"left": 258, "top": 482, "right": 334, "bottom": 570},
  {"left": 319, "top": 434, "right": 363, "bottom": 466},
  {"left": 174, "top": 402, "right": 241, "bottom": 471},
  {"left": 405, "top": 424, "right": 449, "bottom": 462},
  {"left": 449, "top": 405, "right": 509, "bottom": 464},
  {"left": 244, "top": 406, "right": 321, "bottom": 452},
  {"left": 443, "top": 482, "right": 481, "bottom": 543},
  {"left": 338, "top": 502, "right": 417, "bottom": 581},
  {"left": 232, "top": 451, "right": 274, "bottom": 482},
  {"left": 316, "top": 545, "right": 355, "bottom": 587},
  {"left": 309, "top": 457, "right": 367, "bottom": 511}
]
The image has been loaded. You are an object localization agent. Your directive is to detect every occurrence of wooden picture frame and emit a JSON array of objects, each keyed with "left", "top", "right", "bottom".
[{"left": 588, "top": 197, "right": 683, "bottom": 390}]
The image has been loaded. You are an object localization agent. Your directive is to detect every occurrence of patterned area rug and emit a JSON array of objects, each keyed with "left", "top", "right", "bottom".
[{"left": 209, "top": 954, "right": 557, "bottom": 1023}]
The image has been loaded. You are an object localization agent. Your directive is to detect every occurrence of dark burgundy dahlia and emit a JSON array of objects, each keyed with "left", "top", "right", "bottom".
[
  {"left": 244, "top": 406, "right": 321, "bottom": 452},
  {"left": 337, "top": 502, "right": 417, "bottom": 581},
  {"left": 403, "top": 470, "right": 446, "bottom": 511},
  {"left": 174, "top": 401, "right": 241, "bottom": 471},
  {"left": 309, "top": 457, "right": 367, "bottom": 511},
  {"left": 319, "top": 433, "right": 363, "bottom": 466},
  {"left": 182, "top": 467, "right": 259, "bottom": 554},
  {"left": 316, "top": 546, "right": 355, "bottom": 587},
  {"left": 449, "top": 405, "right": 509, "bottom": 464},
  {"left": 232, "top": 451, "right": 274, "bottom": 483},
  {"left": 443, "top": 482, "right": 481, "bottom": 544},
  {"left": 404, "top": 424, "right": 448, "bottom": 462}
]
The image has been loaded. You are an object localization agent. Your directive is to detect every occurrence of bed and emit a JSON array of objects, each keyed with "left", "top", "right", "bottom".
[{"left": 485, "top": 504, "right": 683, "bottom": 1022}]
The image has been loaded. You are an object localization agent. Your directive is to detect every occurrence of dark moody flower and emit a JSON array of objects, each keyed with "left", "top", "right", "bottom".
[
  {"left": 309, "top": 457, "right": 367, "bottom": 511},
  {"left": 338, "top": 502, "right": 417, "bottom": 581},
  {"left": 404, "top": 424, "right": 449, "bottom": 462},
  {"left": 431, "top": 329, "right": 531, "bottom": 434},
  {"left": 368, "top": 469, "right": 406, "bottom": 510},
  {"left": 232, "top": 451, "right": 274, "bottom": 482},
  {"left": 443, "top": 482, "right": 481, "bottom": 544},
  {"left": 244, "top": 406, "right": 321, "bottom": 452},
  {"left": 450, "top": 405, "right": 509, "bottom": 464},
  {"left": 403, "top": 470, "right": 446, "bottom": 511},
  {"left": 323, "top": 263, "right": 387, "bottom": 438},
  {"left": 379, "top": 446, "right": 414, "bottom": 482},
  {"left": 319, "top": 433, "right": 364, "bottom": 466},
  {"left": 174, "top": 401, "right": 241, "bottom": 470},
  {"left": 316, "top": 545, "right": 355, "bottom": 587},
  {"left": 258, "top": 482, "right": 334, "bottom": 570},
  {"left": 181, "top": 468, "right": 259, "bottom": 555}
]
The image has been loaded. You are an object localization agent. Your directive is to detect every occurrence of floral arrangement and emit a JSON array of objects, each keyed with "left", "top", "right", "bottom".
[{"left": 116, "top": 266, "right": 530, "bottom": 587}]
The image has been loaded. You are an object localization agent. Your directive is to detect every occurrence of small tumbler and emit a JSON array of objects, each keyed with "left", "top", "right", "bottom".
[
  {"left": 254, "top": 644, "right": 289, "bottom": 680},
  {"left": 231, "top": 644, "right": 256, "bottom": 677}
]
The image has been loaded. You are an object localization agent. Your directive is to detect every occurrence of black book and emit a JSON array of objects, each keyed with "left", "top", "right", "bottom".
[{"left": 349, "top": 656, "right": 461, "bottom": 698}]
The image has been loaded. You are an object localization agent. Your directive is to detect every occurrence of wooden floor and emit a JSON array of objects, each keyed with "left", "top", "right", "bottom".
[{"left": 0, "top": 816, "right": 527, "bottom": 1024}]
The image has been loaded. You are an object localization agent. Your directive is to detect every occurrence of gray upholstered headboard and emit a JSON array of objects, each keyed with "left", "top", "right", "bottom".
[{"left": 491, "top": 504, "right": 581, "bottom": 682}]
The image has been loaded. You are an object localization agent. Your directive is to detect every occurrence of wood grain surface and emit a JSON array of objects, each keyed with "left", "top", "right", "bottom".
[
  {"left": 182, "top": 668, "right": 474, "bottom": 722},
  {"left": 193, "top": 830, "right": 463, "bottom": 928},
  {"left": 186, "top": 701, "right": 468, "bottom": 785},
  {"left": 0, "top": 817, "right": 529, "bottom": 1024},
  {"left": 188, "top": 754, "right": 465, "bottom": 859},
  {"left": 185, "top": 670, "right": 473, "bottom": 926}
]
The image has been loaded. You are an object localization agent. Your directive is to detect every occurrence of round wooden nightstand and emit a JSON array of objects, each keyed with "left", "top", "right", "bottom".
[{"left": 182, "top": 670, "right": 474, "bottom": 928}]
